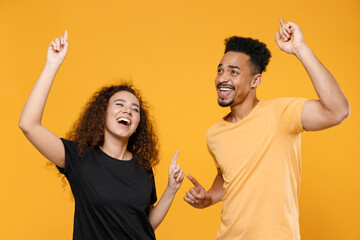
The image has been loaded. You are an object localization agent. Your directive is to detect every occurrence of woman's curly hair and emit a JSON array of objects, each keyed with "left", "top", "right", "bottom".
[{"left": 66, "top": 81, "right": 159, "bottom": 171}]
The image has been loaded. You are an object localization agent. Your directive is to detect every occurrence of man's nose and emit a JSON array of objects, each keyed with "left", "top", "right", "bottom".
[{"left": 218, "top": 72, "right": 229, "bottom": 83}]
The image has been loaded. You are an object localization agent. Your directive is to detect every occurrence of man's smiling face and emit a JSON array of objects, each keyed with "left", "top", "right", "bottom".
[{"left": 215, "top": 51, "right": 256, "bottom": 107}]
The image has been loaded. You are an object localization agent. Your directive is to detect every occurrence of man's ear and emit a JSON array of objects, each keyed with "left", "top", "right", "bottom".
[{"left": 251, "top": 74, "right": 262, "bottom": 88}]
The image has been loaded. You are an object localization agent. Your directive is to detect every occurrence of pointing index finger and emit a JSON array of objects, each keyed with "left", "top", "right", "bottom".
[
  {"left": 280, "top": 17, "right": 285, "bottom": 26},
  {"left": 64, "top": 30, "right": 68, "bottom": 41},
  {"left": 171, "top": 150, "right": 179, "bottom": 166},
  {"left": 187, "top": 174, "right": 201, "bottom": 188}
]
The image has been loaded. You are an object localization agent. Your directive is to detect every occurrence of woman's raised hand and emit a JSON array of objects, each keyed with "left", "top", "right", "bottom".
[
  {"left": 168, "top": 150, "right": 185, "bottom": 191},
  {"left": 46, "top": 30, "right": 69, "bottom": 67}
]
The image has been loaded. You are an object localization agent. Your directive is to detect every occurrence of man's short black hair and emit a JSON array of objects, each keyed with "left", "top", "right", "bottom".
[{"left": 224, "top": 36, "right": 271, "bottom": 74}]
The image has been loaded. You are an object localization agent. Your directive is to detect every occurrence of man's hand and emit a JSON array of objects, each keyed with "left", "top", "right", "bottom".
[
  {"left": 184, "top": 175, "right": 212, "bottom": 209},
  {"left": 275, "top": 18, "right": 307, "bottom": 56}
]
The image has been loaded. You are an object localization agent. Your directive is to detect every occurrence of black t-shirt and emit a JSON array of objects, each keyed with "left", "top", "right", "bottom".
[{"left": 57, "top": 138, "right": 157, "bottom": 240}]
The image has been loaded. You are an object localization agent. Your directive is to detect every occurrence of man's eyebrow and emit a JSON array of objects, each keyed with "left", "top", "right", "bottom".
[
  {"left": 228, "top": 65, "right": 240, "bottom": 70},
  {"left": 217, "top": 63, "right": 240, "bottom": 70},
  {"left": 114, "top": 99, "right": 140, "bottom": 108}
]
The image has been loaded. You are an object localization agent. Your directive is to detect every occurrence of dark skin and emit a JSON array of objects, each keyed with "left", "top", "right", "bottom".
[{"left": 184, "top": 17, "right": 349, "bottom": 209}]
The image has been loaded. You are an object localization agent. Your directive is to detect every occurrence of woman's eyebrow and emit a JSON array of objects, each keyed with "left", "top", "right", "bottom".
[{"left": 114, "top": 99, "right": 140, "bottom": 108}]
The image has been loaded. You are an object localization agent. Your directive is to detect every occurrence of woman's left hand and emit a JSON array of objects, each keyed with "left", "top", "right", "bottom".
[{"left": 168, "top": 150, "right": 184, "bottom": 191}]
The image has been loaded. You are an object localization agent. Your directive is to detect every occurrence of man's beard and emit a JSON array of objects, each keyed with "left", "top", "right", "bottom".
[
  {"left": 218, "top": 98, "right": 233, "bottom": 107},
  {"left": 216, "top": 83, "right": 235, "bottom": 107}
]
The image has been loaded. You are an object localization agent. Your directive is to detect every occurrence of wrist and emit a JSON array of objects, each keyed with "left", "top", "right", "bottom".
[
  {"left": 165, "top": 184, "right": 178, "bottom": 195},
  {"left": 44, "top": 62, "right": 61, "bottom": 72},
  {"left": 294, "top": 44, "right": 311, "bottom": 59}
]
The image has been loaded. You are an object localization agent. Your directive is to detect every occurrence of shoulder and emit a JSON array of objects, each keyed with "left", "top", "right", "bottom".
[
  {"left": 206, "top": 118, "right": 225, "bottom": 139},
  {"left": 60, "top": 138, "right": 79, "bottom": 153},
  {"left": 266, "top": 97, "right": 308, "bottom": 114}
]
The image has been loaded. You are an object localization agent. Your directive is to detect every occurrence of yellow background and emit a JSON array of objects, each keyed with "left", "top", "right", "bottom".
[{"left": 1, "top": 0, "right": 359, "bottom": 239}]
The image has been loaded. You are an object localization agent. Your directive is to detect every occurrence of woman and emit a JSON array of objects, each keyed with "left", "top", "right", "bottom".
[{"left": 19, "top": 31, "right": 184, "bottom": 239}]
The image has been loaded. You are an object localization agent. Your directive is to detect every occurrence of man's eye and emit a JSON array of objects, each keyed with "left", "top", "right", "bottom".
[
  {"left": 217, "top": 69, "right": 223, "bottom": 73},
  {"left": 232, "top": 70, "right": 238, "bottom": 75}
]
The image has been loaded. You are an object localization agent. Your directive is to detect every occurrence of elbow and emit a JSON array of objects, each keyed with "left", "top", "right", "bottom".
[
  {"left": 18, "top": 118, "right": 33, "bottom": 135},
  {"left": 18, "top": 119, "right": 29, "bottom": 134},
  {"left": 149, "top": 220, "right": 159, "bottom": 231},
  {"left": 332, "top": 100, "right": 350, "bottom": 125}
]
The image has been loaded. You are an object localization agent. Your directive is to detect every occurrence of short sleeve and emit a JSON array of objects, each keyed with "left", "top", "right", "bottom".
[
  {"left": 57, "top": 138, "right": 81, "bottom": 178},
  {"left": 207, "top": 140, "right": 220, "bottom": 169},
  {"left": 149, "top": 170, "right": 157, "bottom": 205},
  {"left": 278, "top": 98, "right": 309, "bottom": 134}
]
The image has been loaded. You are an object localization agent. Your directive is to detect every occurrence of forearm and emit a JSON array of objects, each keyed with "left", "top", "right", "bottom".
[
  {"left": 296, "top": 46, "right": 350, "bottom": 117},
  {"left": 208, "top": 173, "right": 224, "bottom": 206},
  {"left": 19, "top": 64, "right": 60, "bottom": 132},
  {"left": 148, "top": 186, "right": 177, "bottom": 230}
]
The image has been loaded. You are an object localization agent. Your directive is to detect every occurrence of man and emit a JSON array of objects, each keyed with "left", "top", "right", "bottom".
[{"left": 184, "top": 18, "right": 350, "bottom": 239}]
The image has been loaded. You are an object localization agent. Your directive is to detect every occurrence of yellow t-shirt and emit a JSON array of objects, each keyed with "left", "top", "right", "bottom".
[{"left": 206, "top": 98, "right": 308, "bottom": 240}]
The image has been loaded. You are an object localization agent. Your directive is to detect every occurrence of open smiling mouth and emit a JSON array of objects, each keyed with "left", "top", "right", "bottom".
[
  {"left": 116, "top": 117, "right": 131, "bottom": 126},
  {"left": 217, "top": 83, "right": 235, "bottom": 92},
  {"left": 219, "top": 87, "right": 233, "bottom": 92},
  {"left": 217, "top": 84, "right": 235, "bottom": 98}
]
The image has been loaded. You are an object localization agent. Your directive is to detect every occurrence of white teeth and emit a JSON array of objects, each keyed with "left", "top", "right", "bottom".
[
  {"left": 117, "top": 118, "right": 131, "bottom": 125},
  {"left": 220, "top": 88, "right": 232, "bottom": 91}
]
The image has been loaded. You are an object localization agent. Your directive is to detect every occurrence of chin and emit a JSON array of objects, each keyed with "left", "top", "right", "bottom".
[{"left": 218, "top": 98, "right": 233, "bottom": 107}]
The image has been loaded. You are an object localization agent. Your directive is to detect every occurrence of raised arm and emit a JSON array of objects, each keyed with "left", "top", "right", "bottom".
[
  {"left": 184, "top": 168, "right": 224, "bottom": 209},
  {"left": 275, "top": 18, "right": 350, "bottom": 131},
  {"left": 148, "top": 150, "right": 185, "bottom": 230},
  {"left": 18, "top": 31, "right": 69, "bottom": 168}
]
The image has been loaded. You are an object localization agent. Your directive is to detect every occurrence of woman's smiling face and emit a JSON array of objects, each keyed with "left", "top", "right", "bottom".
[{"left": 104, "top": 90, "right": 141, "bottom": 140}]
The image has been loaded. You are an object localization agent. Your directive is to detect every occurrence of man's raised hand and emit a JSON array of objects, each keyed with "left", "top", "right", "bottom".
[
  {"left": 184, "top": 175, "right": 212, "bottom": 209},
  {"left": 275, "top": 18, "right": 307, "bottom": 56},
  {"left": 47, "top": 30, "right": 69, "bottom": 67}
]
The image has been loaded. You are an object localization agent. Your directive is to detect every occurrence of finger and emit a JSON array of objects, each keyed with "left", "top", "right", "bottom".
[
  {"left": 186, "top": 191, "right": 198, "bottom": 203},
  {"left": 184, "top": 196, "right": 196, "bottom": 205},
  {"left": 280, "top": 17, "right": 285, "bottom": 26},
  {"left": 278, "top": 27, "right": 287, "bottom": 41},
  {"left": 173, "top": 166, "right": 181, "bottom": 175},
  {"left": 55, "top": 38, "right": 60, "bottom": 51},
  {"left": 278, "top": 27, "right": 284, "bottom": 39},
  {"left": 170, "top": 150, "right": 179, "bottom": 166},
  {"left": 282, "top": 24, "right": 290, "bottom": 39},
  {"left": 275, "top": 32, "right": 282, "bottom": 46},
  {"left": 64, "top": 30, "right": 68, "bottom": 41},
  {"left": 60, "top": 36, "right": 64, "bottom": 45},
  {"left": 189, "top": 188, "right": 202, "bottom": 199},
  {"left": 284, "top": 22, "right": 292, "bottom": 35},
  {"left": 50, "top": 41, "right": 56, "bottom": 50},
  {"left": 174, "top": 164, "right": 180, "bottom": 171},
  {"left": 176, "top": 169, "right": 183, "bottom": 182},
  {"left": 187, "top": 174, "right": 201, "bottom": 188},
  {"left": 180, "top": 173, "right": 185, "bottom": 181}
]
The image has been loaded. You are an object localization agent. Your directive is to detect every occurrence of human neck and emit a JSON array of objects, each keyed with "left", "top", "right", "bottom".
[
  {"left": 101, "top": 135, "right": 132, "bottom": 161},
  {"left": 228, "top": 96, "right": 259, "bottom": 123}
]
